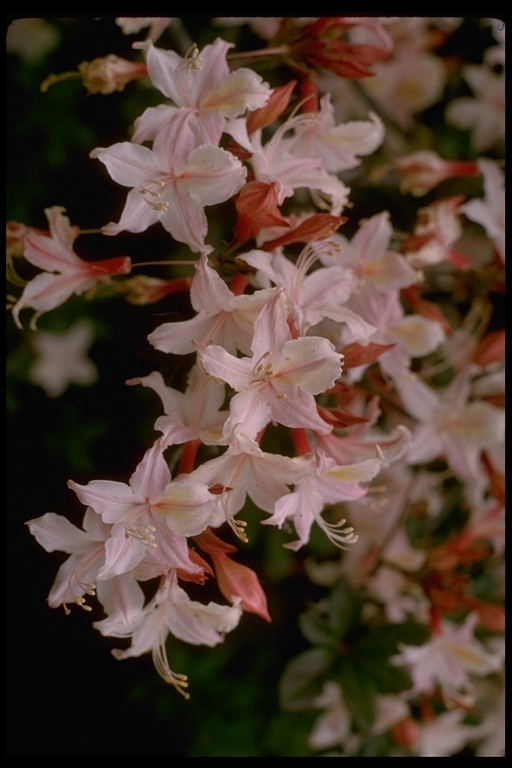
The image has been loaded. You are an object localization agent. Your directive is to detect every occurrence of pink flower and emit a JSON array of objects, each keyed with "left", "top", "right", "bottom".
[
  {"left": 322, "top": 211, "right": 419, "bottom": 292},
  {"left": 189, "top": 431, "right": 310, "bottom": 539},
  {"left": 240, "top": 244, "right": 375, "bottom": 340},
  {"left": 132, "top": 37, "right": 272, "bottom": 146},
  {"left": 90, "top": 108, "right": 246, "bottom": 253},
  {"left": 11, "top": 206, "right": 131, "bottom": 329},
  {"left": 394, "top": 149, "right": 479, "bottom": 197},
  {"left": 147, "top": 253, "right": 278, "bottom": 356},
  {"left": 263, "top": 447, "right": 381, "bottom": 550},
  {"left": 29, "top": 318, "right": 98, "bottom": 398},
  {"left": 26, "top": 507, "right": 111, "bottom": 613},
  {"left": 68, "top": 438, "right": 218, "bottom": 579},
  {"left": 127, "top": 365, "right": 228, "bottom": 447},
  {"left": 392, "top": 612, "right": 502, "bottom": 707},
  {"left": 105, "top": 569, "right": 243, "bottom": 698},
  {"left": 460, "top": 158, "right": 505, "bottom": 264},
  {"left": 287, "top": 94, "right": 384, "bottom": 173},
  {"left": 195, "top": 290, "right": 343, "bottom": 440}
]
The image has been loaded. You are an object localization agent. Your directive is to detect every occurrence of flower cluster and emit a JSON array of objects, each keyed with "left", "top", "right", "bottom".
[{"left": 7, "top": 16, "right": 504, "bottom": 756}]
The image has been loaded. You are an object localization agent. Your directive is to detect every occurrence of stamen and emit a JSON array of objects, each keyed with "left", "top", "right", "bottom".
[
  {"left": 229, "top": 517, "right": 249, "bottom": 544},
  {"left": 74, "top": 595, "right": 93, "bottom": 612},
  {"left": 139, "top": 180, "right": 169, "bottom": 212},
  {"left": 177, "top": 43, "right": 203, "bottom": 73},
  {"left": 125, "top": 523, "right": 158, "bottom": 547},
  {"left": 253, "top": 350, "right": 274, "bottom": 380}
]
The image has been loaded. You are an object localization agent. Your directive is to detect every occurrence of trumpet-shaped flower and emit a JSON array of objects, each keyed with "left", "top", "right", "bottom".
[
  {"left": 68, "top": 438, "right": 217, "bottom": 579},
  {"left": 127, "top": 365, "right": 228, "bottom": 447},
  {"left": 132, "top": 37, "right": 272, "bottom": 146},
  {"left": 240, "top": 244, "right": 376, "bottom": 340},
  {"left": 392, "top": 612, "right": 502, "bottom": 708},
  {"left": 395, "top": 367, "right": 505, "bottom": 499},
  {"left": 29, "top": 318, "right": 98, "bottom": 398},
  {"left": 90, "top": 109, "right": 246, "bottom": 253},
  {"left": 287, "top": 95, "right": 384, "bottom": 173},
  {"left": 189, "top": 431, "right": 310, "bottom": 537},
  {"left": 195, "top": 291, "right": 343, "bottom": 440},
  {"left": 26, "top": 506, "right": 111, "bottom": 612},
  {"left": 147, "top": 253, "right": 278, "bottom": 355},
  {"left": 320, "top": 211, "right": 419, "bottom": 292},
  {"left": 460, "top": 158, "right": 505, "bottom": 264},
  {"left": 11, "top": 206, "right": 131, "bottom": 329},
  {"left": 105, "top": 569, "right": 243, "bottom": 698},
  {"left": 263, "top": 447, "right": 382, "bottom": 550}
]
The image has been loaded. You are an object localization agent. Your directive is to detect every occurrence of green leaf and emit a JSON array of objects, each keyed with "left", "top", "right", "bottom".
[
  {"left": 279, "top": 647, "right": 335, "bottom": 711},
  {"left": 298, "top": 611, "right": 339, "bottom": 648},
  {"left": 353, "top": 622, "right": 429, "bottom": 657},
  {"left": 327, "top": 577, "right": 363, "bottom": 639},
  {"left": 335, "top": 656, "right": 376, "bottom": 733}
]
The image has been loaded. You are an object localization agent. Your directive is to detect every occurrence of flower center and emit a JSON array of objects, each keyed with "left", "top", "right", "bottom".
[{"left": 139, "top": 179, "right": 169, "bottom": 212}]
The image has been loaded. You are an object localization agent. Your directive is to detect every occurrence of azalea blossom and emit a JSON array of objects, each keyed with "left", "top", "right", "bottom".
[
  {"left": 240, "top": 243, "right": 376, "bottom": 340},
  {"left": 127, "top": 365, "right": 228, "bottom": 447},
  {"left": 445, "top": 62, "right": 505, "bottom": 151},
  {"left": 29, "top": 318, "right": 98, "bottom": 398},
  {"left": 188, "top": 431, "right": 310, "bottom": 538},
  {"left": 147, "top": 253, "right": 278, "bottom": 355},
  {"left": 285, "top": 94, "right": 384, "bottom": 173},
  {"left": 395, "top": 367, "right": 505, "bottom": 502},
  {"left": 91, "top": 108, "right": 247, "bottom": 253},
  {"left": 68, "top": 438, "right": 218, "bottom": 579},
  {"left": 321, "top": 211, "right": 419, "bottom": 292},
  {"left": 103, "top": 569, "right": 243, "bottom": 698},
  {"left": 26, "top": 506, "right": 111, "bottom": 613},
  {"left": 195, "top": 290, "right": 343, "bottom": 440},
  {"left": 263, "top": 446, "right": 382, "bottom": 550},
  {"left": 238, "top": 112, "right": 350, "bottom": 216},
  {"left": 392, "top": 612, "right": 502, "bottom": 707},
  {"left": 132, "top": 37, "right": 272, "bottom": 146},
  {"left": 460, "top": 158, "right": 505, "bottom": 264},
  {"left": 11, "top": 205, "right": 131, "bottom": 329}
]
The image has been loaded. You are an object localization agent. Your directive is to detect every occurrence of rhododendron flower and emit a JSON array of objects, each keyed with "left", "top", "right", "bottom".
[
  {"left": 393, "top": 149, "right": 479, "bottom": 196},
  {"left": 240, "top": 244, "right": 376, "bottom": 340},
  {"left": 26, "top": 507, "right": 111, "bottom": 612},
  {"left": 195, "top": 291, "right": 343, "bottom": 440},
  {"left": 263, "top": 447, "right": 382, "bottom": 550},
  {"left": 445, "top": 62, "right": 505, "bottom": 151},
  {"left": 147, "top": 253, "right": 278, "bottom": 356},
  {"left": 132, "top": 37, "right": 272, "bottom": 146},
  {"left": 395, "top": 367, "right": 505, "bottom": 499},
  {"left": 127, "top": 365, "right": 228, "bottom": 447},
  {"left": 287, "top": 94, "right": 384, "bottom": 173},
  {"left": 12, "top": 205, "right": 131, "bottom": 329},
  {"left": 243, "top": 113, "right": 350, "bottom": 215},
  {"left": 68, "top": 438, "right": 218, "bottom": 579},
  {"left": 29, "top": 318, "right": 98, "bottom": 398},
  {"left": 189, "top": 431, "right": 310, "bottom": 536},
  {"left": 104, "top": 569, "right": 243, "bottom": 698},
  {"left": 460, "top": 158, "right": 505, "bottom": 264},
  {"left": 91, "top": 109, "right": 247, "bottom": 252},
  {"left": 321, "top": 211, "right": 419, "bottom": 292},
  {"left": 392, "top": 612, "right": 502, "bottom": 707}
]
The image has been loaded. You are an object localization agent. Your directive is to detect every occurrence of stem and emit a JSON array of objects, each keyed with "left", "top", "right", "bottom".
[
  {"left": 227, "top": 46, "right": 289, "bottom": 60},
  {"left": 130, "top": 260, "right": 197, "bottom": 268}
]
